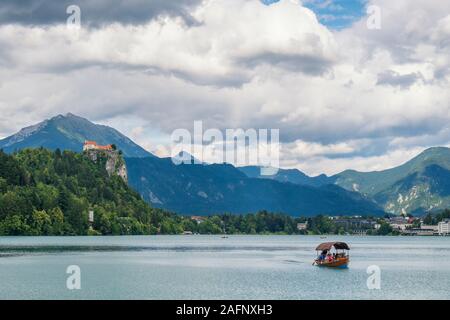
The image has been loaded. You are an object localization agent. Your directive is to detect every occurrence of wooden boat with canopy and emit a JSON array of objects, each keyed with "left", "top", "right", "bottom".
[{"left": 313, "top": 242, "right": 350, "bottom": 268}]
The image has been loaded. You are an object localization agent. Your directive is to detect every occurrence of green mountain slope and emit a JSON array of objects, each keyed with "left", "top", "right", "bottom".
[
  {"left": 373, "top": 164, "right": 450, "bottom": 214},
  {"left": 0, "top": 113, "right": 152, "bottom": 158},
  {"left": 332, "top": 147, "right": 450, "bottom": 214}
]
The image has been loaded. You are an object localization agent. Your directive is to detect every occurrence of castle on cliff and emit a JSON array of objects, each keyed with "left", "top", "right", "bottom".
[
  {"left": 83, "top": 140, "right": 113, "bottom": 151},
  {"left": 82, "top": 140, "right": 127, "bottom": 183}
]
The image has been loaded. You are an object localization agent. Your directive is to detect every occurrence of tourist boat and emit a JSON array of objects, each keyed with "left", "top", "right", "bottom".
[{"left": 313, "top": 242, "right": 350, "bottom": 269}]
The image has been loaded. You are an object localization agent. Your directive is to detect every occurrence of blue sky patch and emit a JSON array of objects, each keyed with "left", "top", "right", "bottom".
[{"left": 260, "top": 0, "right": 368, "bottom": 29}]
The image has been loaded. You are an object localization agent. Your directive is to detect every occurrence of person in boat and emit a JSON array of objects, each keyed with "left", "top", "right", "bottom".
[
  {"left": 326, "top": 253, "right": 333, "bottom": 262},
  {"left": 318, "top": 250, "right": 327, "bottom": 262}
]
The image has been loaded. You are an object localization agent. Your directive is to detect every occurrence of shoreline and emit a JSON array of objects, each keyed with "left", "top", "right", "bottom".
[{"left": 0, "top": 233, "right": 449, "bottom": 238}]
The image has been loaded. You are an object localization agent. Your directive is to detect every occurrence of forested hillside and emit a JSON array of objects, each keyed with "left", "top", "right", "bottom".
[
  {"left": 0, "top": 148, "right": 176, "bottom": 235},
  {"left": 0, "top": 148, "right": 306, "bottom": 236}
]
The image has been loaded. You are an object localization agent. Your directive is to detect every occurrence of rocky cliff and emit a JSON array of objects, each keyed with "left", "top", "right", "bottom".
[{"left": 85, "top": 149, "right": 128, "bottom": 183}]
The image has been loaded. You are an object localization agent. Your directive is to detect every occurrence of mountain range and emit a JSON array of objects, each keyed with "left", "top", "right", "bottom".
[
  {"left": 125, "top": 156, "right": 382, "bottom": 216},
  {"left": 239, "top": 148, "right": 450, "bottom": 215},
  {"left": 1, "top": 113, "right": 449, "bottom": 216}
]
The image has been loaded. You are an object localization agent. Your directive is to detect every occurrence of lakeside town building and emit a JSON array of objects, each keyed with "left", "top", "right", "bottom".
[
  {"left": 438, "top": 220, "right": 450, "bottom": 235},
  {"left": 388, "top": 216, "right": 413, "bottom": 231},
  {"left": 297, "top": 222, "right": 308, "bottom": 231}
]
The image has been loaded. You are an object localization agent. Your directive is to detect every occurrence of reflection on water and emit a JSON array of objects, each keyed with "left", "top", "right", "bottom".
[{"left": 0, "top": 235, "right": 449, "bottom": 300}]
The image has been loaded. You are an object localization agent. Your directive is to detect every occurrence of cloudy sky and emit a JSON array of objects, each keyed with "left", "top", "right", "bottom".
[{"left": 0, "top": 0, "right": 449, "bottom": 175}]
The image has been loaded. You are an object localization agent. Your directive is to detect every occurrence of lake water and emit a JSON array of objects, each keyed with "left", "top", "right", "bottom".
[{"left": 1, "top": 235, "right": 449, "bottom": 300}]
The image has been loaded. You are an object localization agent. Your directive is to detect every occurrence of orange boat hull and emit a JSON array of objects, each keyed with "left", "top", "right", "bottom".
[{"left": 315, "top": 257, "right": 349, "bottom": 269}]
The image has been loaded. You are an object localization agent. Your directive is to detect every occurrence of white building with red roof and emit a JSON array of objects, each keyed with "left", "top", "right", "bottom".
[{"left": 83, "top": 140, "right": 113, "bottom": 151}]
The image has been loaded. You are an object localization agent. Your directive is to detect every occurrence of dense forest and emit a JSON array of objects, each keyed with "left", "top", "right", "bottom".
[
  {"left": 0, "top": 148, "right": 304, "bottom": 236},
  {"left": 0, "top": 148, "right": 180, "bottom": 235}
]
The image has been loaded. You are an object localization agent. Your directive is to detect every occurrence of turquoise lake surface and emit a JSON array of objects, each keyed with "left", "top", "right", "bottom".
[{"left": 1, "top": 235, "right": 449, "bottom": 300}]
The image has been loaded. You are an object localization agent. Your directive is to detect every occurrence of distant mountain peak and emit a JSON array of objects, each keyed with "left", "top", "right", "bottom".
[
  {"left": 422, "top": 146, "right": 450, "bottom": 152},
  {"left": 0, "top": 113, "right": 153, "bottom": 158},
  {"left": 415, "top": 146, "right": 450, "bottom": 159},
  {"left": 51, "top": 112, "right": 90, "bottom": 122},
  {"left": 402, "top": 146, "right": 450, "bottom": 171},
  {"left": 171, "top": 151, "right": 204, "bottom": 165},
  {"left": 237, "top": 165, "right": 331, "bottom": 187}
]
